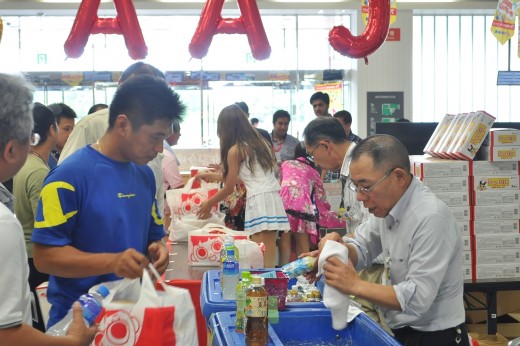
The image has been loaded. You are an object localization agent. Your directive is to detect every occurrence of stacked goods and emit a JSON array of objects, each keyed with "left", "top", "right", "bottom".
[
  {"left": 412, "top": 154, "right": 520, "bottom": 281},
  {"left": 423, "top": 111, "right": 495, "bottom": 160},
  {"left": 480, "top": 128, "right": 520, "bottom": 161},
  {"left": 411, "top": 156, "right": 472, "bottom": 280}
]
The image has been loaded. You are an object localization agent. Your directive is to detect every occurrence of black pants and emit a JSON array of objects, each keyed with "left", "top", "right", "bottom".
[
  {"left": 391, "top": 323, "right": 470, "bottom": 346},
  {"left": 28, "top": 258, "right": 49, "bottom": 332}
]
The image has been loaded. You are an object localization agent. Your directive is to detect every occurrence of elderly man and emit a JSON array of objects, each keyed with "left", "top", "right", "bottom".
[
  {"left": 305, "top": 134, "right": 469, "bottom": 346},
  {"left": 0, "top": 73, "right": 95, "bottom": 345}
]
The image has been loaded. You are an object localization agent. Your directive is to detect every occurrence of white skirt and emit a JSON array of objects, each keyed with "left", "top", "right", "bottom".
[{"left": 244, "top": 190, "right": 290, "bottom": 235}]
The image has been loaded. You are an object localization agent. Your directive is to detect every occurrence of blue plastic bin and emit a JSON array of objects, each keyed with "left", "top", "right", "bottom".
[
  {"left": 201, "top": 269, "right": 325, "bottom": 322},
  {"left": 209, "top": 309, "right": 401, "bottom": 346}
]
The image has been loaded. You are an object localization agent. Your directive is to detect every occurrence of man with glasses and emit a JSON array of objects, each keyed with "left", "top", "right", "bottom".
[
  {"left": 303, "top": 118, "right": 387, "bottom": 330},
  {"left": 315, "top": 134, "right": 468, "bottom": 346}
]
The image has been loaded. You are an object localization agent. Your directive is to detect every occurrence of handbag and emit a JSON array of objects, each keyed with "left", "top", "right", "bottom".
[{"left": 93, "top": 266, "right": 198, "bottom": 346}]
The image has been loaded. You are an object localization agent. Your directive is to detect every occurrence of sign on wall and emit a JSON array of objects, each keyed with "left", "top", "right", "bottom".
[{"left": 367, "top": 91, "right": 404, "bottom": 135}]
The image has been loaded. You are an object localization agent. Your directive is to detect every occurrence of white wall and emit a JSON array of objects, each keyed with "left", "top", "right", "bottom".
[{"left": 351, "top": 9, "right": 414, "bottom": 138}]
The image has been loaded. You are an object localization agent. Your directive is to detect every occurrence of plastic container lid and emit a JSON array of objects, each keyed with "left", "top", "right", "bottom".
[
  {"left": 96, "top": 285, "right": 110, "bottom": 298},
  {"left": 251, "top": 276, "right": 262, "bottom": 285},
  {"left": 241, "top": 271, "right": 251, "bottom": 279}
]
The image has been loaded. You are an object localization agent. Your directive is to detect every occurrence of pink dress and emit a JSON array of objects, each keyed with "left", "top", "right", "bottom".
[{"left": 278, "top": 158, "right": 346, "bottom": 244}]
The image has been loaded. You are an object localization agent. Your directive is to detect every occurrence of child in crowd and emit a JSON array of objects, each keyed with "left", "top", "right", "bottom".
[
  {"left": 278, "top": 143, "right": 346, "bottom": 265},
  {"left": 196, "top": 104, "right": 289, "bottom": 268}
]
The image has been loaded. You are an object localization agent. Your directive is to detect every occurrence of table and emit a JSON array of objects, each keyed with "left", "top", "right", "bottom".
[
  {"left": 464, "top": 278, "right": 520, "bottom": 335},
  {"left": 164, "top": 241, "right": 214, "bottom": 281}
]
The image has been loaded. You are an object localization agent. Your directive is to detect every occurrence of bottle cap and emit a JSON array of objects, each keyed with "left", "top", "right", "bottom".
[
  {"left": 242, "top": 271, "right": 251, "bottom": 279},
  {"left": 96, "top": 285, "right": 110, "bottom": 298},
  {"left": 251, "top": 275, "right": 262, "bottom": 285}
]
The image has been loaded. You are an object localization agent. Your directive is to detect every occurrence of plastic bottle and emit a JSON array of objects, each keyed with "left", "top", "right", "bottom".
[
  {"left": 245, "top": 276, "right": 268, "bottom": 346},
  {"left": 280, "top": 256, "right": 317, "bottom": 279},
  {"left": 222, "top": 248, "right": 240, "bottom": 300},
  {"left": 46, "top": 285, "right": 110, "bottom": 336},
  {"left": 235, "top": 271, "right": 251, "bottom": 333},
  {"left": 220, "top": 237, "right": 239, "bottom": 289}
]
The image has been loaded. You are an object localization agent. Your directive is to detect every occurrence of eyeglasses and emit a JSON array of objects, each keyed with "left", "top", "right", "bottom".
[
  {"left": 347, "top": 168, "right": 397, "bottom": 194},
  {"left": 306, "top": 144, "right": 321, "bottom": 157}
]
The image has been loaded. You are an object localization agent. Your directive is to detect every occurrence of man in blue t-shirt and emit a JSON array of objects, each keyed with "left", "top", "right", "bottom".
[{"left": 32, "top": 75, "right": 186, "bottom": 328}]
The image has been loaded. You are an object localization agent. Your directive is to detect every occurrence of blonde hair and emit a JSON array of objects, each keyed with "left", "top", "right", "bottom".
[{"left": 217, "top": 104, "right": 275, "bottom": 179}]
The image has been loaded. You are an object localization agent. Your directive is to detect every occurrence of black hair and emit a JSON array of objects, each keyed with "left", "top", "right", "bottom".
[
  {"left": 119, "top": 62, "right": 165, "bottom": 84},
  {"left": 234, "top": 101, "right": 249, "bottom": 115},
  {"left": 349, "top": 134, "right": 411, "bottom": 172},
  {"left": 293, "top": 142, "right": 316, "bottom": 170},
  {"left": 108, "top": 75, "right": 185, "bottom": 130},
  {"left": 88, "top": 103, "right": 108, "bottom": 115},
  {"left": 272, "top": 109, "right": 290, "bottom": 123},
  {"left": 33, "top": 102, "right": 56, "bottom": 145},
  {"left": 333, "top": 110, "right": 352, "bottom": 125},
  {"left": 310, "top": 92, "right": 330, "bottom": 105},
  {"left": 48, "top": 103, "right": 77, "bottom": 124},
  {"left": 303, "top": 117, "right": 347, "bottom": 146},
  {"left": 250, "top": 117, "right": 259, "bottom": 125}
]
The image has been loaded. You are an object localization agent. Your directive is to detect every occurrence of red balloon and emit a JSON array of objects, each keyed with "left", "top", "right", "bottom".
[
  {"left": 329, "top": 0, "right": 390, "bottom": 63},
  {"left": 64, "top": 0, "right": 147, "bottom": 60},
  {"left": 189, "top": 0, "right": 271, "bottom": 60}
]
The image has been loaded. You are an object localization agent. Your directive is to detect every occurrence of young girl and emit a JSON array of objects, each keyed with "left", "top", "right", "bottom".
[
  {"left": 278, "top": 143, "right": 346, "bottom": 265},
  {"left": 196, "top": 104, "right": 289, "bottom": 268}
]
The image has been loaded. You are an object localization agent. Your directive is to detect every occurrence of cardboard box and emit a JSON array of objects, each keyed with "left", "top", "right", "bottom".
[
  {"left": 481, "top": 145, "right": 520, "bottom": 161},
  {"left": 472, "top": 234, "right": 520, "bottom": 250},
  {"left": 473, "top": 190, "right": 520, "bottom": 205},
  {"left": 473, "top": 219, "right": 520, "bottom": 235},
  {"left": 472, "top": 160, "right": 520, "bottom": 176},
  {"left": 462, "top": 251, "right": 472, "bottom": 265},
  {"left": 484, "top": 128, "right": 520, "bottom": 147},
  {"left": 451, "top": 205, "right": 471, "bottom": 221},
  {"left": 424, "top": 114, "right": 457, "bottom": 156},
  {"left": 466, "top": 291, "right": 520, "bottom": 324},
  {"left": 475, "top": 263, "right": 520, "bottom": 280},
  {"left": 414, "top": 156, "right": 470, "bottom": 179},
  {"left": 432, "top": 113, "right": 466, "bottom": 158},
  {"left": 446, "top": 113, "right": 477, "bottom": 159},
  {"left": 473, "top": 203, "right": 520, "bottom": 220},
  {"left": 435, "top": 191, "right": 471, "bottom": 206},
  {"left": 462, "top": 264, "right": 473, "bottom": 280},
  {"left": 474, "top": 248, "right": 520, "bottom": 265},
  {"left": 473, "top": 175, "right": 520, "bottom": 191},
  {"left": 461, "top": 235, "right": 471, "bottom": 251},
  {"left": 459, "top": 221, "right": 471, "bottom": 236},
  {"left": 453, "top": 110, "right": 496, "bottom": 160},
  {"left": 421, "top": 176, "right": 470, "bottom": 193}
]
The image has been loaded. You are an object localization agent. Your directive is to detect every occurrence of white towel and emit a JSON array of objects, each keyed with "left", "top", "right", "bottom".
[{"left": 317, "top": 240, "right": 351, "bottom": 330}]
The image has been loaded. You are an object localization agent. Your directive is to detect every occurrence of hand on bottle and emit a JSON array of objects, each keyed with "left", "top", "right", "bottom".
[
  {"left": 299, "top": 250, "right": 320, "bottom": 283},
  {"left": 65, "top": 302, "right": 97, "bottom": 345},
  {"left": 148, "top": 241, "right": 169, "bottom": 275},
  {"left": 112, "top": 248, "right": 149, "bottom": 278},
  {"left": 196, "top": 201, "right": 212, "bottom": 220},
  {"left": 318, "top": 232, "right": 344, "bottom": 252}
]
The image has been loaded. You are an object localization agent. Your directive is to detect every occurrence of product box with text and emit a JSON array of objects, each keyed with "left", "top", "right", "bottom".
[
  {"left": 421, "top": 176, "right": 470, "bottom": 193},
  {"left": 452, "top": 111, "right": 496, "bottom": 160},
  {"left": 483, "top": 128, "right": 520, "bottom": 147},
  {"left": 473, "top": 248, "right": 520, "bottom": 265},
  {"left": 471, "top": 160, "right": 519, "bottom": 176},
  {"left": 474, "top": 263, "right": 520, "bottom": 280},
  {"left": 471, "top": 233, "right": 520, "bottom": 250},
  {"left": 473, "top": 175, "right": 520, "bottom": 191},
  {"left": 480, "top": 145, "right": 520, "bottom": 162},
  {"left": 472, "top": 219, "right": 520, "bottom": 235},
  {"left": 432, "top": 113, "right": 466, "bottom": 158},
  {"left": 473, "top": 190, "right": 520, "bottom": 205},
  {"left": 472, "top": 203, "right": 519, "bottom": 220},
  {"left": 458, "top": 221, "right": 471, "bottom": 236},
  {"left": 435, "top": 191, "right": 471, "bottom": 206},
  {"left": 424, "top": 114, "right": 456, "bottom": 156},
  {"left": 414, "top": 156, "right": 470, "bottom": 179}
]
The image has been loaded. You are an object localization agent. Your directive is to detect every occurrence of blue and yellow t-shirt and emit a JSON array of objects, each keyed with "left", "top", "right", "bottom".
[{"left": 31, "top": 146, "right": 164, "bottom": 326}]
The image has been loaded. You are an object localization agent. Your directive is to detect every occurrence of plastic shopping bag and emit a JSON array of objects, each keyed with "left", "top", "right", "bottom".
[
  {"left": 166, "top": 177, "right": 219, "bottom": 218},
  {"left": 93, "top": 269, "right": 198, "bottom": 346},
  {"left": 168, "top": 212, "right": 225, "bottom": 242}
]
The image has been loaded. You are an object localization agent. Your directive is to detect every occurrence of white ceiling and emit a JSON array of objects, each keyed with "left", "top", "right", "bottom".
[{"left": 0, "top": 0, "right": 498, "bottom": 16}]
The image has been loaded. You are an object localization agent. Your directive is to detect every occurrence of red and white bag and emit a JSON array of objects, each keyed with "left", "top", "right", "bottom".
[
  {"left": 167, "top": 177, "right": 219, "bottom": 217},
  {"left": 188, "top": 224, "right": 248, "bottom": 266},
  {"left": 93, "top": 270, "right": 197, "bottom": 346}
]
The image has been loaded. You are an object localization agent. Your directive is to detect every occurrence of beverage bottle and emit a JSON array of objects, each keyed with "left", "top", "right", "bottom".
[
  {"left": 245, "top": 276, "right": 268, "bottom": 346},
  {"left": 46, "top": 285, "right": 110, "bottom": 336},
  {"left": 280, "top": 256, "right": 317, "bottom": 278},
  {"left": 222, "top": 248, "right": 240, "bottom": 300},
  {"left": 220, "top": 237, "right": 233, "bottom": 289},
  {"left": 235, "top": 271, "right": 251, "bottom": 333}
]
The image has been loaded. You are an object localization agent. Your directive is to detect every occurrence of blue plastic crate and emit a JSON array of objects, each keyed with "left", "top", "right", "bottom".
[
  {"left": 209, "top": 309, "right": 401, "bottom": 346},
  {"left": 201, "top": 269, "right": 325, "bottom": 322}
]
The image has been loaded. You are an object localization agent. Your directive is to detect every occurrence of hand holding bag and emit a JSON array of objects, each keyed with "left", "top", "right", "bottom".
[
  {"left": 93, "top": 266, "right": 198, "bottom": 346},
  {"left": 167, "top": 177, "right": 219, "bottom": 218}
]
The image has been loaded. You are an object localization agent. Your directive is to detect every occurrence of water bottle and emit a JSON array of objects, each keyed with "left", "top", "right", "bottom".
[
  {"left": 220, "top": 236, "right": 239, "bottom": 289},
  {"left": 46, "top": 285, "right": 110, "bottom": 336},
  {"left": 235, "top": 271, "right": 251, "bottom": 333},
  {"left": 222, "top": 248, "right": 239, "bottom": 300},
  {"left": 280, "top": 256, "right": 317, "bottom": 279},
  {"left": 245, "top": 276, "right": 268, "bottom": 345}
]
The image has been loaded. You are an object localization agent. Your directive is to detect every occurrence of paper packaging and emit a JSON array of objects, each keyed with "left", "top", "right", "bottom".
[
  {"left": 438, "top": 113, "right": 469, "bottom": 159},
  {"left": 473, "top": 219, "right": 520, "bottom": 235},
  {"left": 413, "top": 156, "right": 470, "bottom": 179},
  {"left": 475, "top": 263, "right": 520, "bottom": 280},
  {"left": 473, "top": 190, "right": 520, "bottom": 205},
  {"left": 461, "top": 235, "right": 471, "bottom": 251},
  {"left": 472, "top": 160, "right": 519, "bottom": 176},
  {"left": 462, "top": 251, "right": 472, "bottom": 265},
  {"left": 421, "top": 176, "right": 469, "bottom": 193},
  {"left": 446, "top": 112, "right": 477, "bottom": 158},
  {"left": 431, "top": 113, "right": 466, "bottom": 158},
  {"left": 481, "top": 145, "right": 520, "bottom": 161},
  {"left": 472, "top": 234, "right": 520, "bottom": 250},
  {"left": 424, "top": 114, "right": 456, "bottom": 156},
  {"left": 435, "top": 191, "right": 470, "bottom": 206},
  {"left": 452, "top": 110, "right": 496, "bottom": 160},
  {"left": 458, "top": 221, "right": 471, "bottom": 236},
  {"left": 450, "top": 205, "right": 471, "bottom": 221},
  {"left": 483, "top": 128, "right": 520, "bottom": 147},
  {"left": 472, "top": 203, "right": 519, "bottom": 220},
  {"left": 462, "top": 265, "right": 473, "bottom": 280},
  {"left": 474, "top": 248, "right": 520, "bottom": 265},
  {"left": 473, "top": 175, "right": 520, "bottom": 191}
]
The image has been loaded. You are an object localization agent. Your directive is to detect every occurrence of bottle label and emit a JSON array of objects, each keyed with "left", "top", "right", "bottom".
[
  {"left": 223, "top": 261, "right": 239, "bottom": 275},
  {"left": 246, "top": 296, "right": 267, "bottom": 317}
]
